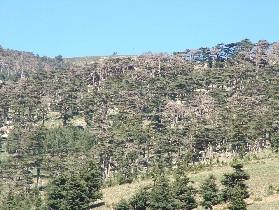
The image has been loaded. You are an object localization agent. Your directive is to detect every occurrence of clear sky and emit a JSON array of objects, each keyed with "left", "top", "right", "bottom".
[{"left": 0, "top": 0, "right": 278, "bottom": 57}]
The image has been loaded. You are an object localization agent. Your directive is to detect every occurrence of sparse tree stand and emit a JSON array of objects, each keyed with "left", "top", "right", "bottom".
[{"left": 221, "top": 163, "right": 250, "bottom": 210}]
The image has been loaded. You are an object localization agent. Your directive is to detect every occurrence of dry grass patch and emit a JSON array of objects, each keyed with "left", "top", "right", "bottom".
[{"left": 94, "top": 152, "right": 279, "bottom": 210}]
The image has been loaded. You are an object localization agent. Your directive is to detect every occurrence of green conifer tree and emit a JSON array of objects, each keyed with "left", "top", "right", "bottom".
[
  {"left": 173, "top": 170, "right": 197, "bottom": 210},
  {"left": 221, "top": 163, "right": 250, "bottom": 210},
  {"left": 200, "top": 175, "right": 220, "bottom": 210}
]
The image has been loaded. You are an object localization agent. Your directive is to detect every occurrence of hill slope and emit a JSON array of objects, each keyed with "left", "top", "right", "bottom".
[{"left": 0, "top": 39, "right": 278, "bottom": 209}]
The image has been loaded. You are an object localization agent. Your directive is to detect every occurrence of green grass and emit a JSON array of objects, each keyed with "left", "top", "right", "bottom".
[{"left": 94, "top": 151, "right": 279, "bottom": 210}]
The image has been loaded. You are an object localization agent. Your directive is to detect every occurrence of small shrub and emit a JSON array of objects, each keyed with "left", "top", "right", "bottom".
[
  {"left": 254, "top": 197, "right": 263, "bottom": 202},
  {"left": 267, "top": 184, "right": 275, "bottom": 196},
  {"left": 114, "top": 199, "right": 131, "bottom": 210}
]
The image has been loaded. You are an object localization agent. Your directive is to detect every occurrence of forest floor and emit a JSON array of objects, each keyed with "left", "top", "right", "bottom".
[{"left": 94, "top": 150, "right": 279, "bottom": 210}]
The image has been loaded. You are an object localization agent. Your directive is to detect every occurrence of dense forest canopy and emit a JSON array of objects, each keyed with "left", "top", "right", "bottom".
[{"left": 0, "top": 39, "right": 278, "bottom": 209}]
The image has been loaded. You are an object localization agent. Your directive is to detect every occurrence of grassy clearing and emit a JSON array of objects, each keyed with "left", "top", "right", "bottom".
[
  {"left": 44, "top": 111, "right": 62, "bottom": 128},
  {"left": 43, "top": 112, "right": 86, "bottom": 128},
  {"left": 94, "top": 151, "right": 279, "bottom": 209},
  {"left": 248, "top": 194, "right": 279, "bottom": 210},
  {"left": 101, "top": 179, "right": 152, "bottom": 209}
]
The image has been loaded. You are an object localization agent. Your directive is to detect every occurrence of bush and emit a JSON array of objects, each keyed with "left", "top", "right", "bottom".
[{"left": 114, "top": 199, "right": 131, "bottom": 210}]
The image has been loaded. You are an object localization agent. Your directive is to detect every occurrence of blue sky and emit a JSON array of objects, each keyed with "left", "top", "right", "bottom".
[{"left": 0, "top": 0, "right": 278, "bottom": 57}]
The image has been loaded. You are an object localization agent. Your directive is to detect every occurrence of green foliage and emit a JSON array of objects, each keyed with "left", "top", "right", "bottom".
[
  {"left": 221, "top": 163, "right": 250, "bottom": 210},
  {"left": 227, "top": 186, "right": 248, "bottom": 210},
  {"left": 47, "top": 174, "right": 90, "bottom": 210},
  {"left": 46, "top": 160, "right": 102, "bottom": 210},
  {"left": 0, "top": 39, "right": 278, "bottom": 208},
  {"left": 114, "top": 199, "right": 131, "bottom": 210},
  {"left": 129, "top": 187, "right": 150, "bottom": 210},
  {"left": 45, "top": 126, "right": 96, "bottom": 153},
  {"left": 149, "top": 175, "right": 177, "bottom": 210},
  {"left": 80, "top": 160, "right": 103, "bottom": 200},
  {"left": 2, "top": 189, "right": 45, "bottom": 210},
  {"left": 6, "top": 126, "right": 22, "bottom": 154},
  {"left": 200, "top": 175, "right": 220, "bottom": 210},
  {"left": 271, "top": 132, "right": 279, "bottom": 152},
  {"left": 173, "top": 171, "right": 197, "bottom": 210}
]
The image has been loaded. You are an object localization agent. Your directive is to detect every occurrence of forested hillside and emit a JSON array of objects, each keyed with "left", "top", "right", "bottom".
[
  {"left": 0, "top": 39, "right": 278, "bottom": 209},
  {"left": 0, "top": 46, "right": 67, "bottom": 81}
]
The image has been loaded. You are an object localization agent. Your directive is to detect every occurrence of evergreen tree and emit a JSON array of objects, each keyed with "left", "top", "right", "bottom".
[
  {"left": 228, "top": 186, "right": 248, "bottom": 210},
  {"left": 47, "top": 161, "right": 103, "bottom": 210},
  {"left": 149, "top": 175, "right": 176, "bottom": 210},
  {"left": 221, "top": 163, "right": 250, "bottom": 210},
  {"left": 173, "top": 170, "right": 197, "bottom": 210},
  {"left": 129, "top": 187, "right": 150, "bottom": 210},
  {"left": 47, "top": 173, "right": 89, "bottom": 210},
  {"left": 80, "top": 160, "right": 103, "bottom": 201},
  {"left": 200, "top": 175, "right": 220, "bottom": 210},
  {"left": 46, "top": 173, "right": 72, "bottom": 210}
]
